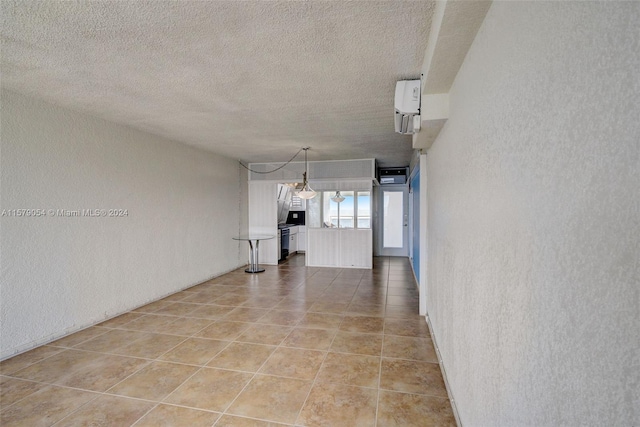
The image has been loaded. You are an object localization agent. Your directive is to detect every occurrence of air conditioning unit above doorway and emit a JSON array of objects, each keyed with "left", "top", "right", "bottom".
[{"left": 378, "top": 167, "right": 407, "bottom": 185}]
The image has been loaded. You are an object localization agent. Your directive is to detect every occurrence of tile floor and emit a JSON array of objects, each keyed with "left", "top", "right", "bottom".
[{"left": 0, "top": 256, "right": 456, "bottom": 426}]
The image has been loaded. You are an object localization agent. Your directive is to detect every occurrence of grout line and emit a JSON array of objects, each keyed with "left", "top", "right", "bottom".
[
  {"left": 292, "top": 313, "right": 343, "bottom": 426},
  {"left": 375, "top": 257, "right": 391, "bottom": 426},
  {"left": 47, "top": 389, "right": 103, "bottom": 427},
  {"left": 5, "top": 257, "right": 431, "bottom": 427},
  {"left": 217, "top": 329, "right": 306, "bottom": 421},
  {"left": 129, "top": 402, "right": 160, "bottom": 427}
]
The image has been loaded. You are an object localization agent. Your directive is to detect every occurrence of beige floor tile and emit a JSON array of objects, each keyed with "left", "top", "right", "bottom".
[
  {"left": 135, "top": 404, "right": 221, "bottom": 427},
  {"left": 189, "top": 304, "right": 236, "bottom": 319},
  {"left": 165, "top": 367, "right": 253, "bottom": 411},
  {"left": 224, "top": 307, "right": 270, "bottom": 322},
  {"left": 351, "top": 297, "right": 387, "bottom": 308},
  {"left": 384, "top": 318, "right": 430, "bottom": 337},
  {"left": 180, "top": 291, "right": 223, "bottom": 304},
  {"left": 153, "top": 302, "right": 201, "bottom": 316},
  {"left": 112, "top": 332, "right": 185, "bottom": 359},
  {"left": 330, "top": 332, "right": 383, "bottom": 356},
  {"left": 236, "top": 324, "right": 292, "bottom": 346},
  {"left": 57, "top": 354, "right": 148, "bottom": 392},
  {"left": 197, "top": 321, "right": 251, "bottom": 340},
  {"left": 317, "top": 293, "right": 355, "bottom": 305},
  {"left": 227, "top": 375, "right": 312, "bottom": 424},
  {"left": 259, "top": 347, "right": 325, "bottom": 380},
  {"left": 0, "top": 346, "right": 62, "bottom": 375},
  {"left": 346, "top": 304, "right": 386, "bottom": 317},
  {"left": 0, "top": 376, "right": 47, "bottom": 407},
  {"left": 382, "top": 335, "right": 437, "bottom": 362},
  {"left": 340, "top": 315, "right": 384, "bottom": 334},
  {"left": 308, "top": 301, "right": 350, "bottom": 314},
  {"left": 384, "top": 305, "right": 419, "bottom": 319},
  {"left": 161, "top": 291, "right": 193, "bottom": 302},
  {"left": 108, "top": 361, "right": 198, "bottom": 400},
  {"left": 377, "top": 390, "right": 456, "bottom": 426},
  {"left": 207, "top": 342, "right": 275, "bottom": 372},
  {"left": 57, "top": 394, "right": 154, "bottom": 426},
  {"left": 161, "top": 317, "right": 213, "bottom": 336},
  {"left": 257, "top": 309, "right": 306, "bottom": 326},
  {"left": 158, "top": 338, "right": 229, "bottom": 365},
  {"left": 187, "top": 282, "right": 225, "bottom": 292},
  {"left": 48, "top": 326, "right": 109, "bottom": 348},
  {"left": 297, "top": 313, "right": 343, "bottom": 329},
  {"left": 386, "top": 289, "right": 419, "bottom": 298},
  {"left": 12, "top": 349, "right": 103, "bottom": 385},
  {"left": 297, "top": 382, "right": 377, "bottom": 427},
  {"left": 316, "top": 352, "right": 380, "bottom": 388},
  {"left": 242, "top": 296, "right": 284, "bottom": 309},
  {"left": 74, "top": 329, "right": 148, "bottom": 353},
  {"left": 214, "top": 294, "right": 249, "bottom": 306},
  {"left": 281, "top": 328, "right": 336, "bottom": 350},
  {"left": 133, "top": 300, "right": 174, "bottom": 313},
  {"left": 386, "top": 295, "right": 419, "bottom": 306},
  {"left": 275, "top": 298, "right": 316, "bottom": 311},
  {"left": 353, "top": 289, "right": 387, "bottom": 299},
  {"left": 97, "top": 312, "right": 144, "bottom": 327},
  {"left": 215, "top": 415, "right": 289, "bottom": 426},
  {"left": 0, "top": 385, "right": 96, "bottom": 427},
  {"left": 118, "top": 314, "right": 178, "bottom": 333},
  {"left": 380, "top": 359, "right": 447, "bottom": 397},
  {"left": 351, "top": 294, "right": 387, "bottom": 307}
]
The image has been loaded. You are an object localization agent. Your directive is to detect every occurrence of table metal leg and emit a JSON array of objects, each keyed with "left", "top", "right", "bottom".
[{"left": 245, "top": 239, "right": 265, "bottom": 273}]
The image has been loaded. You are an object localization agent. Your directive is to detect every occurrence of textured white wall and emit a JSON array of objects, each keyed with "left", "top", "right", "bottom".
[
  {"left": 0, "top": 90, "right": 246, "bottom": 359},
  {"left": 426, "top": 2, "right": 639, "bottom": 426}
]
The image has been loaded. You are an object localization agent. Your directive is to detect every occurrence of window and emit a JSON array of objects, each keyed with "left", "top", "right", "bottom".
[
  {"left": 290, "top": 194, "right": 304, "bottom": 210},
  {"left": 308, "top": 190, "right": 371, "bottom": 229},
  {"left": 357, "top": 192, "right": 371, "bottom": 228}
]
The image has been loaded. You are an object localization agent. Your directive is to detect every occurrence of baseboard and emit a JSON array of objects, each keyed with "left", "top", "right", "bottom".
[
  {"left": 424, "top": 315, "right": 463, "bottom": 427},
  {"left": 0, "top": 263, "right": 246, "bottom": 361}
]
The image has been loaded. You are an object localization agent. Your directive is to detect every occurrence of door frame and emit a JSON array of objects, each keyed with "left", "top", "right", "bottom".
[{"left": 374, "top": 184, "right": 409, "bottom": 257}]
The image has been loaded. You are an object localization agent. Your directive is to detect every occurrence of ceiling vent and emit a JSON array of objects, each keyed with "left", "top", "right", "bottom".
[{"left": 394, "top": 80, "right": 421, "bottom": 134}]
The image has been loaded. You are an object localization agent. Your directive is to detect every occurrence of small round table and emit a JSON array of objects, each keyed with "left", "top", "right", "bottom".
[{"left": 232, "top": 234, "right": 275, "bottom": 273}]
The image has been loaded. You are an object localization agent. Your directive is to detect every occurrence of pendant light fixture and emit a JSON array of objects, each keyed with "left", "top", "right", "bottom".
[
  {"left": 330, "top": 191, "right": 345, "bottom": 203},
  {"left": 296, "top": 147, "right": 316, "bottom": 199}
]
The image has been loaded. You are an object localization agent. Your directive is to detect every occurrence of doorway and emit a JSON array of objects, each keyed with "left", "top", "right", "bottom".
[{"left": 376, "top": 185, "right": 409, "bottom": 257}]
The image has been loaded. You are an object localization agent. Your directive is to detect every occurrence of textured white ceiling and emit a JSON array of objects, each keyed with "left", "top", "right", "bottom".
[{"left": 1, "top": 1, "right": 436, "bottom": 167}]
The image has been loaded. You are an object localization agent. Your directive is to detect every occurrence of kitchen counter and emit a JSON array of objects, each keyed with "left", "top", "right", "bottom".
[{"left": 277, "top": 224, "right": 306, "bottom": 255}]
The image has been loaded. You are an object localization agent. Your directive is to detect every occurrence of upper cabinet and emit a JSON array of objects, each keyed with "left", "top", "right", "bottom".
[{"left": 276, "top": 184, "right": 292, "bottom": 224}]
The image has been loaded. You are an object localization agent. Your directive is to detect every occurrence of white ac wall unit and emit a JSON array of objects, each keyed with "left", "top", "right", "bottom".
[{"left": 394, "top": 79, "right": 421, "bottom": 134}]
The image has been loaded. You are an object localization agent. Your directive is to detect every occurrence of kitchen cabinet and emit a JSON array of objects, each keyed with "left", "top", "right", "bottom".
[
  {"left": 298, "top": 227, "right": 306, "bottom": 253},
  {"left": 290, "top": 226, "right": 298, "bottom": 253},
  {"left": 290, "top": 233, "right": 298, "bottom": 253}
]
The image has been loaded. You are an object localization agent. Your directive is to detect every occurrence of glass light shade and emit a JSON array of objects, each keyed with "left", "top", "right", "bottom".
[
  {"left": 297, "top": 185, "right": 317, "bottom": 199},
  {"left": 330, "top": 191, "right": 345, "bottom": 203}
]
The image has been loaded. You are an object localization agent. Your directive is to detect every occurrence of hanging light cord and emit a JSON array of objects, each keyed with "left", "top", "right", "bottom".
[{"left": 238, "top": 147, "right": 306, "bottom": 174}]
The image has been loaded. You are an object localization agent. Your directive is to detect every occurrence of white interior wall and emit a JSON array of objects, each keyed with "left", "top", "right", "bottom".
[
  {"left": 0, "top": 90, "right": 247, "bottom": 359},
  {"left": 419, "top": 153, "right": 427, "bottom": 316},
  {"left": 426, "top": 2, "right": 639, "bottom": 426},
  {"left": 248, "top": 181, "right": 278, "bottom": 265}
]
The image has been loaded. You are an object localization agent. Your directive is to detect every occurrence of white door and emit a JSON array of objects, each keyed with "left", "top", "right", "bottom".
[{"left": 377, "top": 186, "right": 409, "bottom": 257}]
